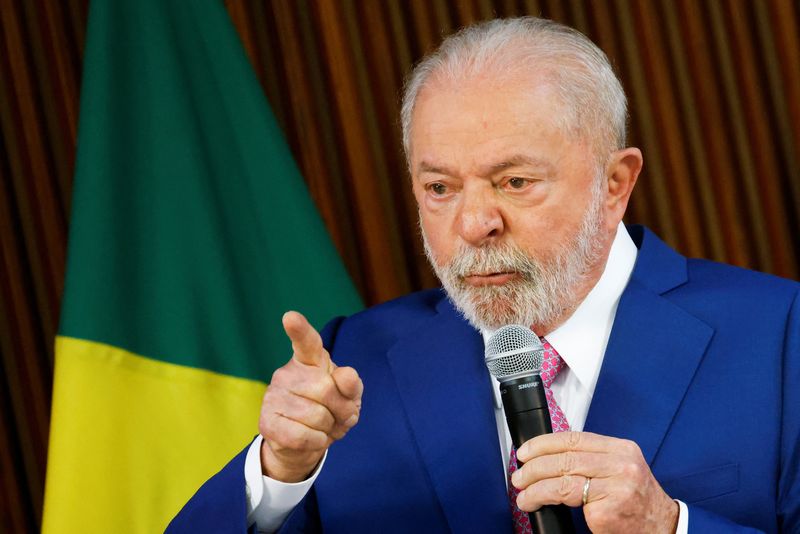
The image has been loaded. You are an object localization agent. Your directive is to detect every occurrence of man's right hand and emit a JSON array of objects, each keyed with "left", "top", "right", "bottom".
[{"left": 258, "top": 311, "right": 363, "bottom": 483}]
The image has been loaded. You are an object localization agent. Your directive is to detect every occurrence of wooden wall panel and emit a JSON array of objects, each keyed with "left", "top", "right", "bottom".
[
  {"left": 1, "top": 1, "right": 798, "bottom": 531},
  {"left": 0, "top": 0, "right": 87, "bottom": 530},
  {"left": 225, "top": 0, "right": 800, "bottom": 298}
]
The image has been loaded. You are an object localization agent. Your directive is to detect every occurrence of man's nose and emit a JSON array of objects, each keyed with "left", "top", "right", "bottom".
[{"left": 455, "top": 186, "right": 504, "bottom": 246}]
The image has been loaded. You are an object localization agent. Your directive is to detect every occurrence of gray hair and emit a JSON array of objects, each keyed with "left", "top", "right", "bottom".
[{"left": 400, "top": 17, "right": 627, "bottom": 165}]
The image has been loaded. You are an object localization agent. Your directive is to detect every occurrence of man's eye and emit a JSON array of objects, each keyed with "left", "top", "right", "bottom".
[
  {"left": 507, "top": 177, "right": 528, "bottom": 189},
  {"left": 429, "top": 183, "right": 448, "bottom": 195}
]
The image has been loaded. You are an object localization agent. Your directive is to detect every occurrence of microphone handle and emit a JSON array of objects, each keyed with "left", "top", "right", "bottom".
[{"left": 501, "top": 376, "right": 575, "bottom": 534}]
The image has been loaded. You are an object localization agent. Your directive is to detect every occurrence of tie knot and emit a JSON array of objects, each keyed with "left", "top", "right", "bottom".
[{"left": 539, "top": 337, "right": 564, "bottom": 388}]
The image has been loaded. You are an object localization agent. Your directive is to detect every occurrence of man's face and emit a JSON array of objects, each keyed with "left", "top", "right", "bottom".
[{"left": 409, "top": 75, "right": 613, "bottom": 332}]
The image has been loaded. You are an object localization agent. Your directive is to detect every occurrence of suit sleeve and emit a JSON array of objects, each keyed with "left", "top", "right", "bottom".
[
  {"left": 165, "top": 445, "right": 253, "bottom": 534},
  {"left": 165, "top": 316, "right": 347, "bottom": 533},
  {"left": 778, "top": 289, "right": 800, "bottom": 531}
]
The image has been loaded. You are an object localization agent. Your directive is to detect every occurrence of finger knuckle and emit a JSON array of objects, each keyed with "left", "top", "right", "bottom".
[
  {"left": 262, "top": 389, "right": 289, "bottom": 414},
  {"left": 565, "top": 431, "right": 581, "bottom": 450},
  {"left": 344, "top": 410, "right": 359, "bottom": 427},
  {"left": 328, "top": 395, "right": 356, "bottom": 421},
  {"left": 621, "top": 460, "right": 644, "bottom": 480},
  {"left": 558, "top": 475, "right": 573, "bottom": 498},
  {"left": 347, "top": 397, "right": 361, "bottom": 414},
  {"left": 303, "top": 376, "right": 332, "bottom": 401},
  {"left": 620, "top": 439, "right": 640, "bottom": 456},
  {"left": 264, "top": 427, "right": 291, "bottom": 451},
  {"left": 267, "top": 418, "right": 306, "bottom": 450},
  {"left": 619, "top": 481, "right": 639, "bottom": 501},
  {"left": 283, "top": 428, "right": 312, "bottom": 451},
  {"left": 307, "top": 403, "right": 333, "bottom": 429},
  {"left": 270, "top": 366, "right": 290, "bottom": 386},
  {"left": 559, "top": 451, "right": 576, "bottom": 475},
  {"left": 329, "top": 426, "right": 348, "bottom": 441}
]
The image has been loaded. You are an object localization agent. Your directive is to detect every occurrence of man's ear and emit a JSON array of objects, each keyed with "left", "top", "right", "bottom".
[{"left": 604, "top": 147, "right": 643, "bottom": 226}]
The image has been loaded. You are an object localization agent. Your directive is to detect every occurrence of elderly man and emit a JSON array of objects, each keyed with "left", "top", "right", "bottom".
[{"left": 169, "top": 17, "right": 799, "bottom": 534}]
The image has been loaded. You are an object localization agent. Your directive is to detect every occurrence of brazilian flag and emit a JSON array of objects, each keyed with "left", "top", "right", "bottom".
[{"left": 41, "top": 1, "right": 361, "bottom": 532}]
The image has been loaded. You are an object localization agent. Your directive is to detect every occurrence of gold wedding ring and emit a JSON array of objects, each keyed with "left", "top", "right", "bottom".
[{"left": 582, "top": 477, "right": 591, "bottom": 506}]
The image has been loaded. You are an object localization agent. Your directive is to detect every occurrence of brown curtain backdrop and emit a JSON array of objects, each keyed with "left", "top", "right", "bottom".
[{"left": 1, "top": 1, "right": 798, "bottom": 531}]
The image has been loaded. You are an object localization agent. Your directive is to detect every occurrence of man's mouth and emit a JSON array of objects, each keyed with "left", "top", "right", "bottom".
[{"left": 462, "top": 272, "right": 518, "bottom": 286}]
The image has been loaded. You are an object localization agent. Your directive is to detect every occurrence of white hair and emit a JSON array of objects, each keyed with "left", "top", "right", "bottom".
[{"left": 400, "top": 17, "right": 628, "bottom": 165}]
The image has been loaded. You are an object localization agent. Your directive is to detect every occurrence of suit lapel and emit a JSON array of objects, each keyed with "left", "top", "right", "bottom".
[
  {"left": 386, "top": 298, "right": 510, "bottom": 533},
  {"left": 584, "top": 227, "right": 713, "bottom": 465}
]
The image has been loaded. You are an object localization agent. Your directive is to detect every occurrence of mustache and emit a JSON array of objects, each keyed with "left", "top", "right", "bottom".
[{"left": 444, "top": 243, "right": 542, "bottom": 281}]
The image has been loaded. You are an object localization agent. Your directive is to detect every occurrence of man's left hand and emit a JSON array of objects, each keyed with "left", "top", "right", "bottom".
[{"left": 512, "top": 431, "right": 679, "bottom": 534}]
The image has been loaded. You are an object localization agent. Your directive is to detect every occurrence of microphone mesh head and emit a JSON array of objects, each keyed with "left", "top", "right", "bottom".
[{"left": 484, "top": 325, "right": 544, "bottom": 381}]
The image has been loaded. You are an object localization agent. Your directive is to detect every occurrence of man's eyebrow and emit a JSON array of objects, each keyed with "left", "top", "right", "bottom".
[
  {"left": 416, "top": 155, "right": 553, "bottom": 177},
  {"left": 484, "top": 155, "right": 553, "bottom": 175},
  {"left": 417, "top": 161, "right": 455, "bottom": 176}
]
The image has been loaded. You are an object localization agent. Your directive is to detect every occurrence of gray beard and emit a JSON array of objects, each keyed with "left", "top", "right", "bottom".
[{"left": 422, "top": 190, "right": 606, "bottom": 332}]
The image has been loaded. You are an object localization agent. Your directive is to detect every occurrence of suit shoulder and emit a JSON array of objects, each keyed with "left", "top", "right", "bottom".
[
  {"left": 674, "top": 259, "right": 800, "bottom": 325},
  {"left": 345, "top": 288, "right": 445, "bottom": 329},
  {"left": 322, "top": 288, "right": 447, "bottom": 354},
  {"left": 631, "top": 225, "right": 799, "bottom": 304},
  {"left": 684, "top": 258, "right": 799, "bottom": 299}
]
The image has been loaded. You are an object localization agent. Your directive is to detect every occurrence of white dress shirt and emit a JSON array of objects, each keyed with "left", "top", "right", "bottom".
[{"left": 245, "top": 223, "right": 688, "bottom": 533}]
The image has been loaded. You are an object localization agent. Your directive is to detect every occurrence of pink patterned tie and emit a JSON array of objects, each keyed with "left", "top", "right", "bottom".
[{"left": 508, "top": 338, "right": 569, "bottom": 533}]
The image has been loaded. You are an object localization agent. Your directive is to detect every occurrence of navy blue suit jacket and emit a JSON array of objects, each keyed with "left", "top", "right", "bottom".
[{"left": 168, "top": 226, "right": 800, "bottom": 533}]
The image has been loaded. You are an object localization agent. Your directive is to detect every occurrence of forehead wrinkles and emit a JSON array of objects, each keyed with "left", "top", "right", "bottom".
[{"left": 409, "top": 72, "right": 590, "bottom": 171}]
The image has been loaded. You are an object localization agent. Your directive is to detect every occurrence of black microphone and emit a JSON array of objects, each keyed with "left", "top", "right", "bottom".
[{"left": 485, "top": 325, "right": 575, "bottom": 534}]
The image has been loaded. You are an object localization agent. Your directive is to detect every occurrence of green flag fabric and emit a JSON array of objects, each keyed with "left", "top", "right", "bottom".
[{"left": 42, "top": 1, "right": 362, "bottom": 531}]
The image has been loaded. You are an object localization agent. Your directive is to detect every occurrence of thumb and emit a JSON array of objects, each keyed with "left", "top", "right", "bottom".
[
  {"left": 332, "top": 366, "right": 363, "bottom": 400},
  {"left": 282, "top": 311, "right": 328, "bottom": 368}
]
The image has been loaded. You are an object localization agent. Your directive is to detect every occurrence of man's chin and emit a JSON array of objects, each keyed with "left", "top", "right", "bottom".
[{"left": 460, "top": 297, "right": 526, "bottom": 330}]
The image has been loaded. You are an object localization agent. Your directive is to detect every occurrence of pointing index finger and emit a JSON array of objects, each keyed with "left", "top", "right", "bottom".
[{"left": 282, "top": 311, "right": 329, "bottom": 369}]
